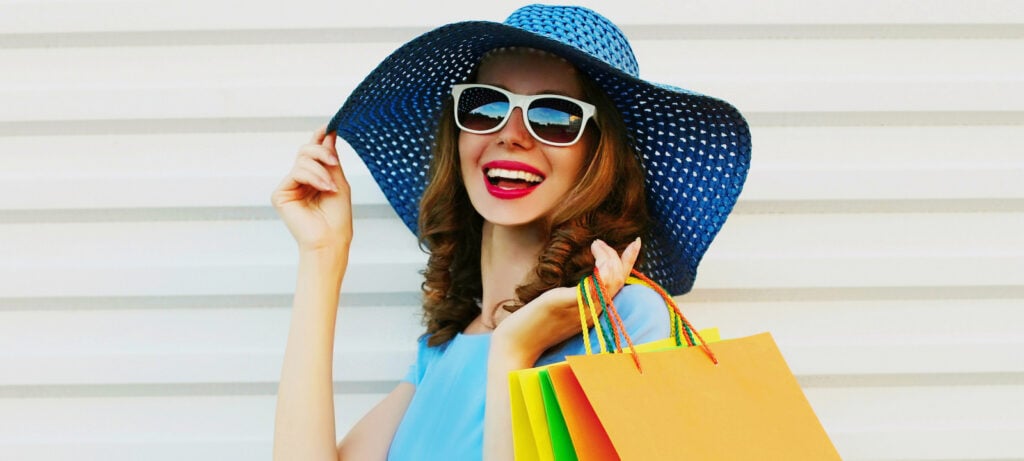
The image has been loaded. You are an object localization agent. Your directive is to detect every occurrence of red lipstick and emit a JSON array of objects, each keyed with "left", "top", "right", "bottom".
[
  {"left": 481, "top": 160, "right": 545, "bottom": 200},
  {"left": 482, "top": 160, "right": 544, "bottom": 177}
]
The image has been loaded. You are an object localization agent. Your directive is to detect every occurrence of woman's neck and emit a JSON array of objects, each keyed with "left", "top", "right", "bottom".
[{"left": 478, "top": 221, "right": 545, "bottom": 329}]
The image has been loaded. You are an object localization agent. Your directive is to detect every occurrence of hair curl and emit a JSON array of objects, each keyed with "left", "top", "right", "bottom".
[{"left": 417, "top": 59, "right": 649, "bottom": 347}]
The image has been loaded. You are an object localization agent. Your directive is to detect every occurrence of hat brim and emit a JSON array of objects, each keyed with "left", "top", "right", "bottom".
[{"left": 328, "top": 20, "right": 752, "bottom": 295}]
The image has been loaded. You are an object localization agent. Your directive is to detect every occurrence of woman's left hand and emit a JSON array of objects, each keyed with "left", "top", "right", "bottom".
[{"left": 490, "top": 238, "right": 642, "bottom": 364}]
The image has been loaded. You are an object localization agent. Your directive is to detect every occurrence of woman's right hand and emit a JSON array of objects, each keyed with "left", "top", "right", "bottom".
[
  {"left": 271, "top": 125, "right": 353, "bottom": 254},
  {"left": 490, "top": 238, "right": 642, "bottom": 363}
]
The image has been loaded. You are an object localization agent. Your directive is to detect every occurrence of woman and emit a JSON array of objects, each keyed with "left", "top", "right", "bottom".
[{"left": 271, "top": 5, "right": 750, "bottom": 460}]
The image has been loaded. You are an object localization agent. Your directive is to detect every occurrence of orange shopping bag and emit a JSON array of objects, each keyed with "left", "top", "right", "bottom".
[
  {"left": 511, "top": 273, "right": 715, "bottom": 460},
  {"left": 551, "top": 271, "right": 842, "bottom": 460}
]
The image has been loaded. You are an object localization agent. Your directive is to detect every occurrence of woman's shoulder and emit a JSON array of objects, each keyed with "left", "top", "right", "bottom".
[
  {"left": 614, "top": 283, "right": 665, "bottom": 306},
  {"left": 402, "top": 333, "right": 451, "bottom": 385},
  {"left": 536, "top": 283, "right": 672, "bottom": 366},
  {"left": 619, "top": 284, "right": 672, "bottom": 335}
]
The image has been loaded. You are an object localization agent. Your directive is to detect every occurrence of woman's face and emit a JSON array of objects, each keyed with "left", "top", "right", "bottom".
[{"left": 459, "top": 51, "right": 594, "bottom": 229}]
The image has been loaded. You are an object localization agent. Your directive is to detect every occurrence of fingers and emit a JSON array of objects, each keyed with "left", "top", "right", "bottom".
[
  {"left": 311, "top": 124, "right": 339, "bottom": 164},
  {"left": 294, "top": 156, "right": 339, "bottom": 192},
  {"left": 591, "top": 238, "right": 632, "bottom": 268},
  {"left": 274, "top": 160, "right": 335, "bottom": 195},
  {"left": 298, "top": 142, "right": 338, "bottom": 167},
  {"left": 310, "top": 124, "right": 328, "bottom": 144},
  {"left": 590, "top": 240, "right": 614, "bottom": 272},
  {"left": 591, "top": 238, "right": 641, "bottom": 266},
  {"left": 621, "top": 237, "right": 641, "bottom": 272},
  {"left": 321, "top": 130, "right": 337, "bottom": 149},
  {"left": 590, "top": 238, "right": 643, "bottom": 293},
  {"left": 320, "top": 131, "right": 350, "bottom": 190},
  {"left": 288, "top": 128, "right": 345, "bottom": 194}
]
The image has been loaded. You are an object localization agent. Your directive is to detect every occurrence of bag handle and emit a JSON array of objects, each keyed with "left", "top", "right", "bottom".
[
  {"left": 576, "top": 276, "right": 609, "bottom": 355},
  {"left": 625, "top": 271, "right": 708, "bottom": 351},
  {"left": 576, "top": 274, "right": 630, "bottom": 355},
  {"left": 576, "top": 269, "right": 718, "bottom": 372}
]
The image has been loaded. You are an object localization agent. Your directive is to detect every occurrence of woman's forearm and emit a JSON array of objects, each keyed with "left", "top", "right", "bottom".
[
  {"left": 482, "top": 287, "right": 580, "bottom": 460},
  {"left": 273, "top": 248, "right": 349, "bottom": 461}
]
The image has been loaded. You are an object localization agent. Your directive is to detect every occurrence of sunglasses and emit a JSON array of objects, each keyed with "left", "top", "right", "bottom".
[{"left": 451, "top": 83, "right": 598, "bottom": 147}]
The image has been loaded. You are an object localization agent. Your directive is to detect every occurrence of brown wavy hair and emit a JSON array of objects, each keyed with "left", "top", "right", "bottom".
[{"left": 417, "top": 60, "right": 650, "bottom": 347}]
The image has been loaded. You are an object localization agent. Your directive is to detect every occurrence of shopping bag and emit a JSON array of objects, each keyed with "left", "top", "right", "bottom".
[
  {"left": 554, "top": 270, "right": 842, "bottom": 460},
  {"left": 538, "top": 369, "right": 577, "bottom": 460},
  {"left": 509, "top": 279, "right": 621, "bottom": 461},
  {"left": 510, "top": 269, "right": 632, "bottom": 461},
  {"left": 509, "top": 366, "right": 557, "bottom": 461},
  {"left": 544, "top": 274, "right": 719, "bottom": 460},
  {"left": 543, "top": 331, "right": 721, "bottom": 461},
  {"left": 512, "top": 273, "right": 719, "bottom": 461}
]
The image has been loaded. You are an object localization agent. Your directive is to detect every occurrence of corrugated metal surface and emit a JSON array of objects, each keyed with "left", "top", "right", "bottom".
[{"left": 1, "top": 1, "right": 1022, "bottom": 459}]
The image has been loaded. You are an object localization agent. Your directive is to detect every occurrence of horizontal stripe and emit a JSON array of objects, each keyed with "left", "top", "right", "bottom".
[
  {"left": 0, "top": 205, "right": 396, "bottom": 224},
  {"left": 800, "top": 372, "right": 1024, "bottom": 388},
  {"left": 3, "top": 286, "right": 1021, "bottom": 314},
  {"left": 0, "top": 372, "right": 1021, "bottom": 399},
  {"left": 0, "top": 292, "right": 421, "bottom": 311},
  {"left": 0, "top": 381, "right": 398, "bottom": 398},
  {"left": 1, "top": 200, "right": 1022, "bottom": 224},
  {"left": 3, "top": 24, "right": 1023, "bottom": 49},
  {"left": 2, "top": 111, "right": 1021, "bottom": 138}
]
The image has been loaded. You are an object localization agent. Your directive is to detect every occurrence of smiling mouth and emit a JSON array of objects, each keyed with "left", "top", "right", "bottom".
[{"left": 485, "top": 167, "right": 545, "bottom": 190}]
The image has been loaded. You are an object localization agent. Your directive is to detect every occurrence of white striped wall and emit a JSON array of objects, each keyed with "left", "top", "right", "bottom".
[{"left": 1, "top": 1, "right": 1022, "bottom": 460}]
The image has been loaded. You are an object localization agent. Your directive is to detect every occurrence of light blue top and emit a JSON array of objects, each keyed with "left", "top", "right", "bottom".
[{"left": 387, "top": 284, "right": 671, "bottom": 461}]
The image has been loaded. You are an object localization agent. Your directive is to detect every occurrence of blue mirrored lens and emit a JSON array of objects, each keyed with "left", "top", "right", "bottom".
[
  {"left": 528, "top": 98, "right": 583, "bottom": 144},
  {"left": 457, "top": 87, "right": 509, "bottom": 131}
]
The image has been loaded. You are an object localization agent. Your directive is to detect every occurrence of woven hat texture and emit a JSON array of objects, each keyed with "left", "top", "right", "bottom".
[{"left": 327, "top": 4, "right": 752, "bottom": 295}]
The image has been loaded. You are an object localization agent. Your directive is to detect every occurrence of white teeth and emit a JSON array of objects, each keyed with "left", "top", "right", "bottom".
[{"left": 486, "top": 168, "right": 543, "bottom": 183}]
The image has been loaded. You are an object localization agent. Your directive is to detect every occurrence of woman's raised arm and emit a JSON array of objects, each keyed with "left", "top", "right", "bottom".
[{"left": 271, "top": 127, "right": 409, "bottom": 460}]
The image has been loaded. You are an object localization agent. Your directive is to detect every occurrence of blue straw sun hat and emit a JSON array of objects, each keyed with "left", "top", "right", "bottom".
[{"left": 327, "top": 4, "right": 752, "bottom": 296}]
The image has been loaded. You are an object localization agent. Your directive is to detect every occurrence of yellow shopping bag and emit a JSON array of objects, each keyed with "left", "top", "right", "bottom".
[{"left": 510, "top": 366, "right": 558, "bottom": 460}]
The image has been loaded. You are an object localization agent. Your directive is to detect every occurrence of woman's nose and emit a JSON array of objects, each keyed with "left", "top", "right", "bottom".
[{"left": 496, "top": 107, "right": 535, "bottom": 149}]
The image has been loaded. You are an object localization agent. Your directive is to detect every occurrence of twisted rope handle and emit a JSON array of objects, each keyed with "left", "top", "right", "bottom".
[
  {"left": 576, "top": 277, "right": 609, "bottom": 355},
  {"left": 592, "top": 269, "right": 643, "bottom": 371},
  {"left": 576, "top": 269, "right": 720, "bottom": 371},
  {"left": 627, "top": 269, "right": 718, "bottom": 365}
]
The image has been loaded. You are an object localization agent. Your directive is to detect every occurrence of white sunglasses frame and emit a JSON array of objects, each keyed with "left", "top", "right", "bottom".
[{"left": 451, "top": 83, "right": 598, "bottom": 147}]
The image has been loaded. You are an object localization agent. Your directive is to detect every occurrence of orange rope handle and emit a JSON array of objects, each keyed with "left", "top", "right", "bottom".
[
  {"left": 593, "top": 268, "right": 643, "bottom": 372},
  {"left": 630, "top": 269, "right": 719, "bottom": 365}
]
